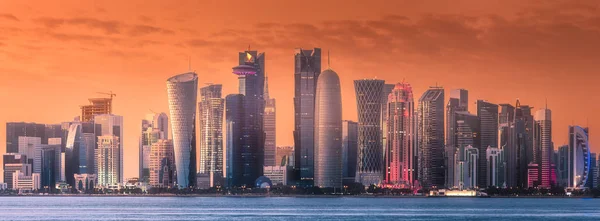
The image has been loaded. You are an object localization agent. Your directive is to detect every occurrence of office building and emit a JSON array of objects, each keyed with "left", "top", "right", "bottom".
[
  {"left": 18, "top": 136, "right": 40, "bottom": 169},
  {"left": 417, "top": 87, "right": 445, "bottom": 188},
  {"left": 314, "top": 69, "right": 342, "bottom": 188},
  {"left": 381, "top": 83, "right": 395, "bottom": 179},
  {"left": 264, "top": 77, "right": 277, "bottom": 167},
  {"left": 74, "top": 174, "right": 96, "bottom": 191},
  {"left": 486, "top": 147, "right": 506, "bottom": 187},
  {"left": 587, "top": 153, "right": 597, "bottom": 188},
  {"left": 556, "top": 145, "right": 569, "bottom": 187},
  {"left": 276, "top": 146, "right": 294, "bottom": 167},
  {"left": 445, "top": 89, "right": 468, "bottom": 188},
  {"left": 6, "top": 122, "right": 46, "bottom": 153},
  {"left": 94, "top": 114, "right": 124, "bottom": 182},
  {"left": 293, "top": 48, "right": 321, "bottom": 187},
  {"left": 568, "top": 126, "right": 591, "bottom": 188},
  {"left": 167, "top": 72, "right": 198, "bottom": 188},
  {"left": 534, "top": 108, "right": 552, "bottom": 188},
  {"left": 498, "top": 104, "right": 516, "bottom": 187},
  {"left": 454, "top": 145, "right": 478, "bottom": 190},
  {"left": 149, "top": 139, "right": 175, "bottom": 187},
  {"left": 96, "top": 135, "right": 120, "bottom": 187},
  {"left": 225, "top": 94, "right": 244, "bottom": 188},
  {"left": 198, "top": 84, "right": 225, "bottom": 187},
  {"left": 139, "top": 113, "right": 168, "bottom": 182},
  {"left": 385, "top": 82, "right": 416, "bottom": 187},
  {"left": 81, "top": 98, "right": 113, "bottom": 122},
  {"left": 527, "top": 163, "right": 540, "bottom": 188},
  {"left": 354, "top": 79, "right": 385, "bottom": 185},
  {"left": 35, "top": 142, "right": 61, "bottom": 190},
  {"left": 264, "top": 166, "right": 289, "bottom": 186},
  {"left": 477, "top": 100, "right": 498, "bottom": 187},
  {"left": 342, "top": 121, "right": 358, "bottom": 183},
  {"left": 515, "top": 100, "right": 534, "bottom": 188},
  {"left": 12, "top": 171, "right": 40, "bottom": 191},
  {"left": 3, "top": 154, "right": 29, "bottom": 189}
]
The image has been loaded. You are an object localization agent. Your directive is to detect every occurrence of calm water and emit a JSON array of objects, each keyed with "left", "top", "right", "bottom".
[{"left": 0, "top": 196, "right": 598, "bottom": 220}]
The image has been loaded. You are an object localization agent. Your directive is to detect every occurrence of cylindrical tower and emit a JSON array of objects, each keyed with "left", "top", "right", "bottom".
[
  {"left": 354, "top": 79, "right": 385, "bottom": 186},
  {"left": 166, "top": 72, "right": 198, "bottom": 188},
  {"left": 314, "top": 69, "right": 343, "bottom": 188}
]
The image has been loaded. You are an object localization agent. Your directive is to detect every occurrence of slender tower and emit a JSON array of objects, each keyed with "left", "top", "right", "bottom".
[
  {"left": 385, "top": 82, "right": 416, "bottom": 187},
  {"left": 417, "top": 87, "right": 445, "bottom": 189},
  {"left": 263, "top": 75, "right": 277, "bottom": 167},
  {"left": 198, "top": 84, "right": 224, "bottom": 187},
  {"left": 314, "top": 68, "right": 343, "bottom": 188},
  {"left": 167, "top": 72, "right": 198, "bottom": 188},
  {"left": 534, "top": 105, "right": 552, "bottom": 188},
  {"left": 354, "top": 79, "right": 385, "bottom": 185}
]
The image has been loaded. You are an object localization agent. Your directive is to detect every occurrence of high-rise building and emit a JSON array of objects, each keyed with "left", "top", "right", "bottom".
[
  {"left": 96, "top": 135, "right": 120, "bottom": 187},
  {"left": 139, "top": 113, "right": 168, "bottom": 182},
  {"left": 354, "top": 79, "right": 385, "bottom": 186},
  {"left": 34, "top": 142, "right": 61, "bottom": 191},
  {"left": 94, "top": 114, "right": 124, "bottom": 183},
  {"left": 65, "top": 123, "right": 84, "bottom": 187},
  {"left": 381, "top": 83, "right": 395, "bottom": 179},
  {"left": 276, "top": 146, "right": 294, "bottom": 167},
  {"left": 81, "top": 98, "right": 113, "bottom": 122},
  {"left": 228, "top": 49, "right": 266, "bottom": 188},
  {"left": 385, "top": 82, "right": 416, "bottom": 187},
  {"left": 477, "top": 100, "right": 498, "bottom": 187},
  {"left": 534, "top": 108, "right": 552, "bottom": 188},
  {"left": 587, "top": 152, "right": 597, "bottom": 188},
  {"left": 314, "top": 69, "right": 342, "bottom": 188},
  {"left": 166, "top": 72, "right": 198, "bottom": 188},
  {"left": 3, "top": 154, "right": 29, "bottom": 189},
  {"left": 149, "top": 139, "right": 175, "bottom": 187},
  {"left": 445, "top": 89, "right": 468, "bottom": 188},
  {"left": 454, "top": 145, "right": 478, "bottom": 190},
  {"left": 568, "top": 126, "right": 590, "bottom": 188},
  {"left": 263, "top": 77, "right": 277, "bottom": 167},
  {"left": 514, "top": 100, "right": 534, "bottom": 188},
  {"left": 6, "top": 123, "right": 46, "bottom": 153},
  {"left": 498, "top": 104, "right": 516, "bottom": 187},
  {"left": 198, "top": 84, "right": 225, "bottom": 187},
  {"left": 342, "top": 121, "right": 358, "bottom": 183},
  {"left": 18, "top": 136, "right": 40, "bottom": 169},
  {"left": 225, "top": 94, "right": 244, "bottom": 188},
  {"left": 486, "top": 147, "right": 506, "bottom": 187},
  {"left": 449, "top": 111, "right": 480, "bottom": 188},
  {"left": 293, "top": 48, "right": 321, "bottom": 187},
  {"left": 556, "top": 145, "right": 569, "bottom": 187},
  {"left": 417, "top": 87, "right": 445, "bottom": 189}
]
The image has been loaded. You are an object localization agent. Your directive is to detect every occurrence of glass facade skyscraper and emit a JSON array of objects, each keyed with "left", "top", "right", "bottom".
[
  {"left": 417, "top": 87, "right": 445, "bottom": 188},
  {"left": 534, "top": 108, "right": 552, "bottom": 188},
  {"left": 198, "top": 84, "right": 224, "bottom": 187},
  {"left": 385, "top": 82, "right": 416, "bottom": 187},
  {"left": 568, "top": 126, "right": 590, "bottom": 188},
  {"left": 293, "top": 48, "right": 321, "bottom": 187},
  {"left": 477, "top": 100, "right": 498, "bottom": 187},
  {"left": 445, "top": 89, "right": 468, "bottom": 187},
  {"left": 342, "top": 121, "right": 358, "bottom": 183},
  {"left": 225, "top": 94, "right": 244, "bottom": 188},
  {"left": 314, "top": 69, "right": 342, "bottom": 188},
  {"left": 354, "top": 79, "right": 385, "bottom": 185},
  {"left": 166, "top": 72, "right": 198, "bottom": 188},
  {"left": 263, "top": 77, "right": 277, "bottom": 167}
]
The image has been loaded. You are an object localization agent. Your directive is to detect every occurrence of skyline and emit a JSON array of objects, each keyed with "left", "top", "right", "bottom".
[{"left": 1, "top": 0, "right": 599, "bottom": 181}]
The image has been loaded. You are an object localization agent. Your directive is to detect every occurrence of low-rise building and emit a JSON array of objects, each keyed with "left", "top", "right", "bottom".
[
  {"left": 263, "top": 166, "right": 288, "bottom": 186},
  {"left": 12, "top": 171, "right": 40, "bottom": 191}
]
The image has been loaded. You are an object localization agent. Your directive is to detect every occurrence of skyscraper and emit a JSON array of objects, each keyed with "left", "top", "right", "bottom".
[
  {"left": 417, "top": 87, "right": 445, "bottom": 188},
  {"left": 149, "top": 139, "right": 175, "bottom": 187},
  {"left": 534, "top": 108, "right": 552, "bottom": 188},
  {"left": 65, "top": 123, "right": 84, "bottom": 187},
  {"left": 293, "top": 48, "right": 321, "bottom": 187},
  {"left": 486, "top": 147, "right": 506, "bottom": 187},
  {"left": 454, "top": 145, "right": 478, "bottom": 190},
  {"left": 263, "top": 77, "right": 277, "bottom": 167},
  {"left": 96, "top": 135, "right": 120, "bottom": 187},
  {"left": 81, "top": 98, "right": 113, "bottom": 122},
  {"left": 499, "top": 104, "right": 516, "bottom": 187},
  {"left": 445, "top": 89, "right": 468, "bottom": 188},
  {"left": 477, "top": 100, "right": 498, "bottom": 187},
  {"left": 342, "top": 121, "right": 358, "bottom": 183},
  {"left": 381, "top": 83, "right": 395, "bottom": 179},
  {"left": 354, "top": 79, "right": 385, "bottom": 185},
  {"left": 6, "top": 122, "right": 46, "bottom": 153},
  {"left": 225, "top": 94, "right": 244, "bottom": 188},
  {"left": 568, "top": 126, "right": 590, "bottom": 188},
  {"left": 314, "top": 69, "right": 342, "bottom": 188},
  {"left": 139, "top": 113, "right": 168, "bottom": 182},
  {"left": 515, "top": 100, "right": 534, "bottom": 188},
  {"left": 556, "top": 145, "right": 569, "bottom": 187},
  {"left": 229, "top": 49, "right": 266, "bottom": 187},
  {"left": 94, "top": 114, "right": 124, "bottom": 183},
  {"left": 166, "top": 72, "right": 198, "bottom": 188},
  {"left": 198, "top": 84, "right": 224, "bottom": 187},
  {"left": 385, "top": 82, "right": 416, "bottom": 187}
]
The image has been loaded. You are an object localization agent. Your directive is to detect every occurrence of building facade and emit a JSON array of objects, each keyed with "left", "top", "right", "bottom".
[
  {"left": 454, "top": 145, "right": 478, "bottom": 190},
  {"left": 293, "top": 48, "right": 321, "bottom": 187},
  {"left": 385, "top": 82, "right": 416, "bottom": 187},
  {"left": 198, "top": 84, "right": 225, "bottom": 187},
  {"left": 477, "top": 100, "right": 498, "bottom": 187},
  {"left": 139, "top": 113, "right": 168, "bottom": 182},
  {"left": 149, "top": 139, "right": 175, "bottom": 187},
  {"left": 3, "top": 154, "right": 29, "bottom": 189},
  {"left": 534, "top": 108, "right": 552, "bottom": 188},
  {"left": 568, "top": 126, "right": 590, "bottom": 188},
  {"left": 314, "top": 69, "right": 342, "bottom": 188},
  {"left": 354, "top": 79, "right": 385, "bottom": 186},
  {"left": 263, "top": 77, "right": 277, "bottom": 167},
  {"left": 486, "top": 147, "right": 506, "bottom": 187},
  {"left": 225, "top": 94, "right": 244, "bottom": 188},
  {"left": 96, "top": 135, "right": 120, "bottom": 187},
  {"left": 342, "top": 121, "right": 358, "bottom": 184},
  {"left": 418, "top": 87, "right": 445, "bottom": 189},
  {"left": 445, "top": 89, "right": 468, "bottom": 188},
  {"left": 167, "top": 72, "right": 198, "bottom": 188}
]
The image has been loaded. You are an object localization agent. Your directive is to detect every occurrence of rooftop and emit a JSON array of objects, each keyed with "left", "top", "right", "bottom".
[{"left": 167, "top": 72, "right": 197, "bottom": 83}]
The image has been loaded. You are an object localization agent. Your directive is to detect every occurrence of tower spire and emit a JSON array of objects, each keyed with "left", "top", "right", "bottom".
[
  {"left": 264, "top": 72, "right": 270, "bottom": 100},
  {"left": 328, "top": 50, "right": 331, "bottom": 69},
  {"left": 188, "top": 56, "right": 191, "bottom": 71}
]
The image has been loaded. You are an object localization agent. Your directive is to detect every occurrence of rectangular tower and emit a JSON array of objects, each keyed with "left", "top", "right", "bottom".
[{"left": 198, "top": 84, "right": 225, "bottom": 187}]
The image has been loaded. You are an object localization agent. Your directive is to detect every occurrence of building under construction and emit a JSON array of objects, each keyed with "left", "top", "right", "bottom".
[{"left": 81, "top": 98, "right": 113, "bottom": 122}]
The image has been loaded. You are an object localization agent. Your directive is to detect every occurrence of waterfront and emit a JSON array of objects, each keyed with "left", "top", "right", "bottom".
[{"left": 0, "top": 197, "right": 598, "bottom": 220}]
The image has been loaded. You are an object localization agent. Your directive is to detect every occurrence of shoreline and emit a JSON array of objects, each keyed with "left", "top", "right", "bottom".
[{"left": 0, "top": 194, "right": 596, "bottom": 198}]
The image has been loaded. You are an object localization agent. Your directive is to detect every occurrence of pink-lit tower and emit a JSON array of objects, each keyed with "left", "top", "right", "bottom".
[{"left": 385, "top": 82, "right": 416, "bottom": 188}]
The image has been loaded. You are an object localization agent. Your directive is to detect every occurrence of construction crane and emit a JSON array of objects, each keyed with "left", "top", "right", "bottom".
[{"left": 97, "top": 91, "right": 117, "bottom": 99}]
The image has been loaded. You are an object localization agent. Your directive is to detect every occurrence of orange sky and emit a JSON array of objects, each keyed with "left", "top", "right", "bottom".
[{"left": 1, "top": 0, "right": 599, "bottom": 180}]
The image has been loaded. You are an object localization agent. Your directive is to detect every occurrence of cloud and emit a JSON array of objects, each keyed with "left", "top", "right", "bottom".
[
  {"left": 128, "top": 24, "right": 175, "bottom": 36},
  {"left": 0, "top": 14, "right": 19, "bottom": 22},
  {"left": 187, "top": 39, "right": 212, "bottom": 47}
]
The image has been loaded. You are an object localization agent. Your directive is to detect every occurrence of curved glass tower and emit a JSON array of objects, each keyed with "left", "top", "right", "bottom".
[
  {"left": 569, "top": 126, "right": 590, "bottom": 188},
  {"left": 314, "top": 69, "right": 342, "bottom": 188},
  {"left": 354, "top": 79, "right": 385, "bottom": 185},
  {"left": 167, "top": 72, "right": 198, "bottom": 188}
]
